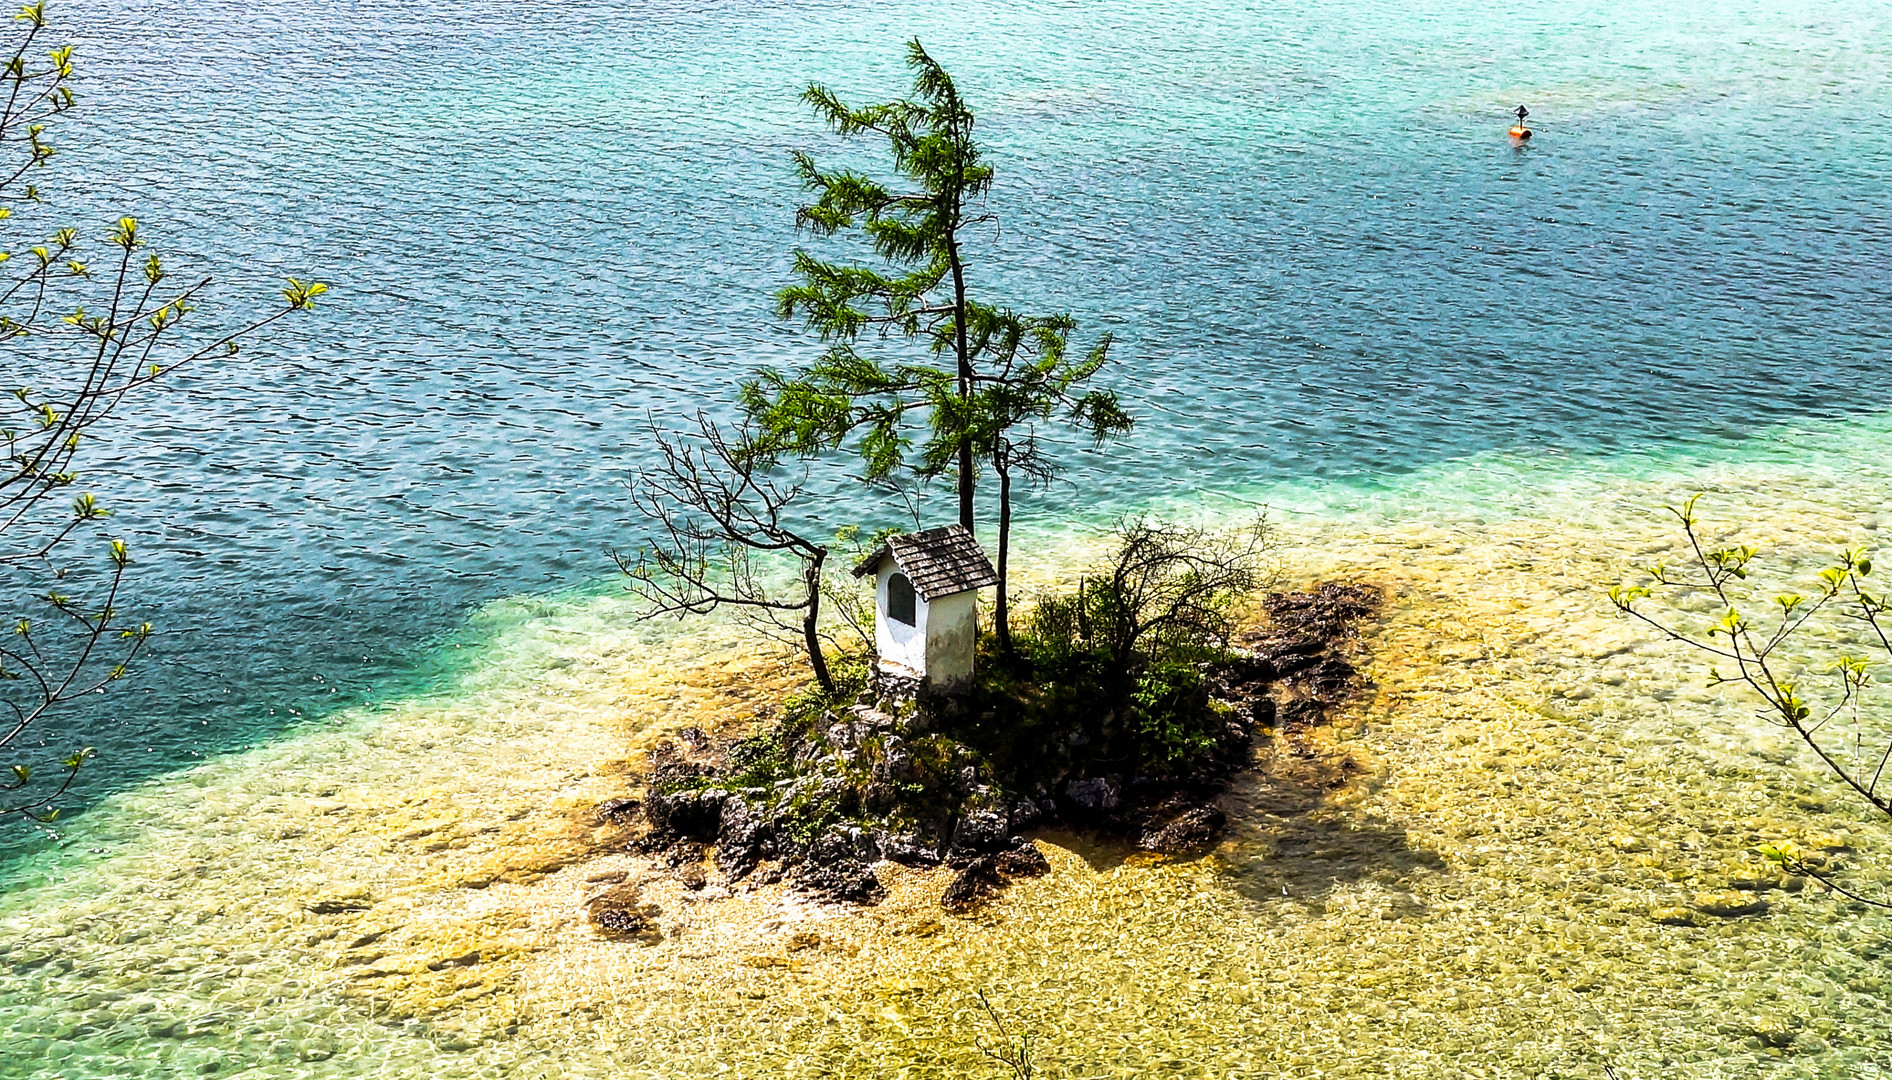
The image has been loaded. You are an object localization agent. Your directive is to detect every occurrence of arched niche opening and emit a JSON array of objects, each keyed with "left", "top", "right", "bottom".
[{"left": 887, "top": 572, "right": 917, "bottom": 626}]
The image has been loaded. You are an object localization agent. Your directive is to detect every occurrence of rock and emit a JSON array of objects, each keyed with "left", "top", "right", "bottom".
[
  {"left": 793, "top": 828, "right": 885, "bottom": 903},
  {"left": 1249, "top": 696, "right": 1277, "bottom": 730},
  {"left": 941, "top": 856, "right": 1006, "bottom": 912},
  {"left": 1137, "top": 803, "right": 1227, "bottom": 855},
  {"left": 427, "top": 950, "right": 480, "bottom": 971},
  {"left": 993, "top": 841, "right": 1050, "bottom": 879},
  {"left": 305, "top": 889, "right": 372, "bottom": 915},
  {"left": 715, "top": 796, "right": 775, "bottom": 881},
  {"left": 818, "top": 775, "right": 862, "bottom": 818},
  {"left": 593, "top": 797, "right": 640, "bottom": 824},
  {"left": 1750, "top": 1016, "right": 1802, "bottom": 1050},
  {"left": 1221, "top": 653, "right": 1277, "bottom": 686},
  {"left": 592, "top": 906, "right": 659, "bottom": 940},
  {"left": 872, "top": 737, "right": 916, "bottom": 784},
  {"left": 1306, "top": 657, "right": 1357, "bottom": 695},
  {"left": 586, "top": 883, "right": 662, "bottom": 943},
  {"left": 1648, "top": 905, "right": 1706, "bottom": 927},
  {"left": 861, "top": 780, "right": 897, "bottom": 815},
  {"left": 1692, "top": 890, "right": 1767, "bottom": 918},
  {"left": 793, "top": 859, "right": 883, "bottom": 903},
  {"left": 942, "top": 841, "right": 1049, "bottom": 910},
  {"left": 1009, "top": 799, "right": 1043, "bottom": 832},
  {"left": 645, "top": 787, "right": 727, "bottom": 842},
  {"left": 878, "top": 830, "right": 943, "bottom": 867},
  {"left": 678, "top": 863, "right": 707, "bottom": 890},
  {"left": 1276, "top": 697, "right": 1324, "bottom": 732},
  {"left": 1791, "top": 1033, "right": 1829, "bottom": 1055},
  {"left": 1062, "top": 777, "right": 1120, "bottom": 815},
  {"left": 827, "top": 707, "right": 891, "bottom": 750},
  {"left": 664, "top": 840, "right": 709, "bottom": 868},
  {"left": 847, "top": 703, "right": 897, "bottom": 732},
  {"left": 946, "top": 809, "right": 1011, "bottom": 866},
  {"left": 1259, "top": 641, "right": 1323, "bottom": 678}
]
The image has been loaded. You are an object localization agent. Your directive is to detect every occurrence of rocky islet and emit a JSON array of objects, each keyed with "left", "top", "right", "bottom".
[{"left": 602, "top": 581, "right": 1385, "bottom": 921}]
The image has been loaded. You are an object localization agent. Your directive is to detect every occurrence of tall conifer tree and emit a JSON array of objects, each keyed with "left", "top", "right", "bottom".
[{"left": 746, "top": 40, "right": 1131, "bottom": 647}]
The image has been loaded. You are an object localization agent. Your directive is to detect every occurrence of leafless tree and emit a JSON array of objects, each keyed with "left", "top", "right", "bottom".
[
  {"left": 615, "top": 414, "right": 836, "bottom": 693},
  {"left": 1074, "top": 515, "right": 1277, "bottom": 670}
]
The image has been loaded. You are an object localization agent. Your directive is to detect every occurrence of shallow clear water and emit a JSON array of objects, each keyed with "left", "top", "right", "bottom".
[{"left": 2, "top": 0, "right": 1891, "bottom": 1075}]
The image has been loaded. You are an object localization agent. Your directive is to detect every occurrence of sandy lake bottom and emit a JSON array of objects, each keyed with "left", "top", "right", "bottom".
[{"left": 3, "top": 435, "right": 1892, "bottom": 1080}]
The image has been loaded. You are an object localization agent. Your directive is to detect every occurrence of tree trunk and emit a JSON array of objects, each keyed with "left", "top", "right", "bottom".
[
  {"left": 947, "top": 195, "right": 974, "bottom": 533},
  {"left": 802, "top": 547, "right": 835, "bottom": 694},
  {"left": 995, "top": 449, "right": 1013, "bottom": 656}
]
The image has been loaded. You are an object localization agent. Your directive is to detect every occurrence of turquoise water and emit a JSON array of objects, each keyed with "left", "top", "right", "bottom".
[
  {"left": 2, "top": 0, "right": 1890, "bottom": 1075},
  {"left": 14, "top": 0, "right": 1887, "bottom": 825}
]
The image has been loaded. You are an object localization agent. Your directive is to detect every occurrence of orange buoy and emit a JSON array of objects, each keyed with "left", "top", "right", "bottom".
[{"left": 1508, "top": 125, "right": 1532, "bottom": 139}]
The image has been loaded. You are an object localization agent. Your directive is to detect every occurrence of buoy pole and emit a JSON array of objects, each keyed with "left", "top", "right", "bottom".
[{"left": 1509, "top": 104, "right": 1532, "bottom": 140}]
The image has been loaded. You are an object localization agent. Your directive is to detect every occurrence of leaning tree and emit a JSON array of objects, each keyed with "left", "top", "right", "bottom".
[{"left": 1, "top": 3, "right": 326, "bottom": 823}]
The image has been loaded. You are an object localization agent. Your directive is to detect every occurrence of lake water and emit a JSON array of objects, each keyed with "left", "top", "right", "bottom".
[{"left": 1, "top": 0, "right": 1889, "bottom": 1076}]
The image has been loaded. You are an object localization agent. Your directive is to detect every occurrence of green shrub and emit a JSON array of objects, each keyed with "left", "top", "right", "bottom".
[{"left": 1129, "top": 661, "right": 1221, "bottom": 774}]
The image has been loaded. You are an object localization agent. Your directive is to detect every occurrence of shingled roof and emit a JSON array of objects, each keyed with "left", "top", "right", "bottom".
[{"left": 851, "top": 524, "right": 999, "bottom": 601}]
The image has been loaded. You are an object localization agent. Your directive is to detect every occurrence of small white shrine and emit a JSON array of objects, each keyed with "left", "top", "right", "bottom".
[{"left": 852, "top": 524, "right": 998, "bottom": 693}]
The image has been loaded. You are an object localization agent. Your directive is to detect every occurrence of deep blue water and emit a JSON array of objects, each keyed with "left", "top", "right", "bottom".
[{"left": 3, "top": 0, "right": 1888, "bottom": 844}]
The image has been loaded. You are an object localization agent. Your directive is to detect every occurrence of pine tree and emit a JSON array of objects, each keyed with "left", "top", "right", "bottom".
[{"left": 744, "top": 40, "right": 1131, "bottom": 648}]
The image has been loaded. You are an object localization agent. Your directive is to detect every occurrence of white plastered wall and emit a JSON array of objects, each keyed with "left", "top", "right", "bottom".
[
  {"left": 922, "top": 589, "right": 978, "bottom": 690},
  {"left": 873, "top": 561, "right": 980, "bottom": 690},
  {"left": 875, "top": 561, "right": 927, "bottom": 680}
]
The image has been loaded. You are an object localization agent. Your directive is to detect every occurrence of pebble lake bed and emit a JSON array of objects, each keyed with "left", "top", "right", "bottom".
[
  {"left": 4, "top": 0, "right": 1892, "bottom": 1074},
  {"left": 4, "top": 417, "right": 1892, "bottom": 1078}
]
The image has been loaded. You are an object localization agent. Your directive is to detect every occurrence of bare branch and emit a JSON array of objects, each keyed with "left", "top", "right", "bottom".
[{"left": 617, "top": 413, "right": 838, "bottom": 693}]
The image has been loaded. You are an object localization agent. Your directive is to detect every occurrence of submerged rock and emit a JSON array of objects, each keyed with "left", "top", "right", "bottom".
[
  {"left": 941, "top": 856, "right": 1007, "bottom": 912},
  {"left": 1136, "top": 801, "right": 1227, "bottom": 856},
  {"left": 942, "top": 840, "right": 1052, "bottom": 911},
  {"left": 1692, "top": 889, "right": 1768, "bottom": 918},
  {"left": 1648, "top": 905, "right": 1707, "bottom": 927},
  {"left": 992, "top": 841, "right": 1050, "bottom": 879},
  {"left": 586, "top": 883, "right": 662, "bottom": 943},
  {"left": 305, "top": 888, "right": 373, "bottom": 915},
  {"left": 593, "top": 797, "right": 641, "bottom": 824}
]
